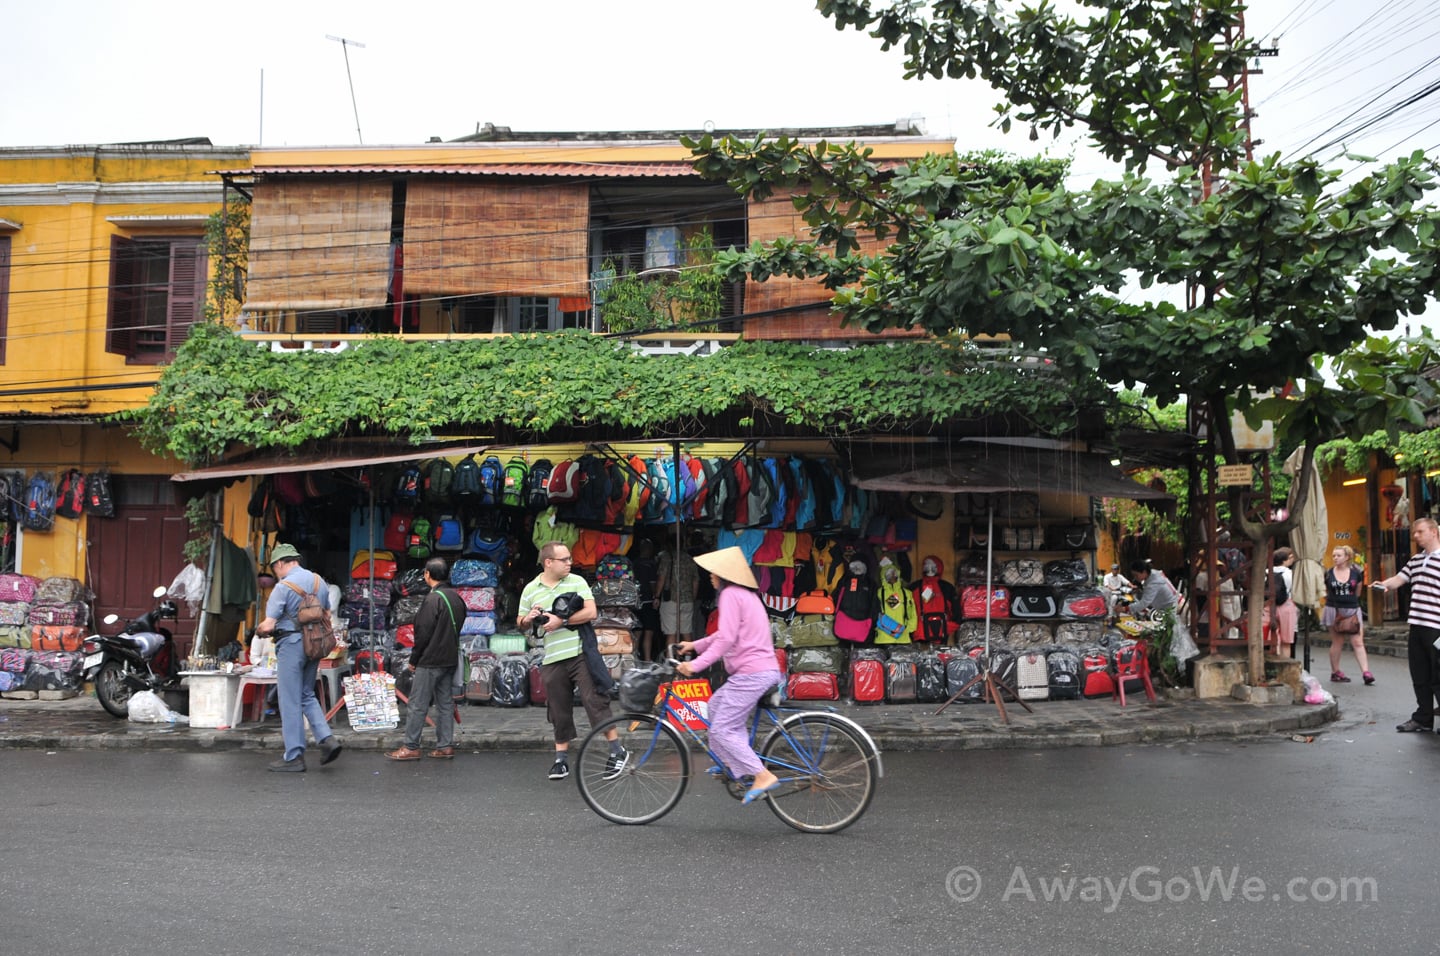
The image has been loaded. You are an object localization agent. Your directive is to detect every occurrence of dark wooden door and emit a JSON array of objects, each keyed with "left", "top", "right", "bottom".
[{"left": 87, "top": 476, "right": 197, "bottom": 657}]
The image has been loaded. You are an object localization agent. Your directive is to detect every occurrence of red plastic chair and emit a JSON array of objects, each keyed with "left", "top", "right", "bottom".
[{"left": 1113, "top": 640, "right": 1156, "bottom": 707}]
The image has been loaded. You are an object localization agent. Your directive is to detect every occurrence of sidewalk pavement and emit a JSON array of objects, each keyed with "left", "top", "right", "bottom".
[{"left": 0, "top": 624, "right": 1408, "bottom": 756}]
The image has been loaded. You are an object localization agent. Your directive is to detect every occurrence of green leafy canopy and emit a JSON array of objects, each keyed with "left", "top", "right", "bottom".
[{"left": 123, "top": 323, "right": 1110, "bottom": 465}]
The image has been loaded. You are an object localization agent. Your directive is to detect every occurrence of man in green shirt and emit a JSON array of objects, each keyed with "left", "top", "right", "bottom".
[{"left": 519, "top": 541, "right": 625, "bottom": 782}]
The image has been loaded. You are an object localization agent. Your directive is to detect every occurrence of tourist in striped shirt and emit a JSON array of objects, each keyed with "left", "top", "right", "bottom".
[{"left": 1372, "top": 517, "right": 1440, "bottom": 733}]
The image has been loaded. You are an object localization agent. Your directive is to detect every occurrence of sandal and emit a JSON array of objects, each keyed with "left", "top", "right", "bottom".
[
  {"left": 1330, "top": 671, "right": 1351, "bottom": 683},
  {"left": 385, "top": 746, "right": 423, "bottom": 761},
  {"left": 1362, "top": 672, "right": 1375, "bottom": 685}
]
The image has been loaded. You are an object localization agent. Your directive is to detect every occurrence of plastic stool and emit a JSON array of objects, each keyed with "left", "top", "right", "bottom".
[
  {"left": 316, "top": 658, "right": 350, "bottom": 711},
  {"left": 231, "top": 674, "right": 278, "bottom": 728}
]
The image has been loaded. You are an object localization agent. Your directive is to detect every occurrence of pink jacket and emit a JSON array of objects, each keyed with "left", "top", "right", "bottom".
[{"left": 689, "top": 585, "right": 776, "bottom": 675}]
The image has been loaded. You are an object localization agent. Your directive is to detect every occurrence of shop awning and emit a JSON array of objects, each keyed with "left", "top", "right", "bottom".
[
  {"left": 171, "top": 442, "right": 491, "bottom": 490},
  {"left": 850, "top": 445, "right": 1172, "bottom": 500}
]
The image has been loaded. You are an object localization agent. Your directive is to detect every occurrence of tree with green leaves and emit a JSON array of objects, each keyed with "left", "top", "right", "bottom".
[{"left": 687, "top": 0, "right": 1440, "bottom": 681}]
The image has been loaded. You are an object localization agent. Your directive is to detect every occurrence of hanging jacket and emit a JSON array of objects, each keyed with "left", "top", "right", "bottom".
[
  {"left": 874, "top": 563, "right": 918, "bottom": 644},
  {"left": 911, "top": 554, "right": 960, "bottom": 640}
]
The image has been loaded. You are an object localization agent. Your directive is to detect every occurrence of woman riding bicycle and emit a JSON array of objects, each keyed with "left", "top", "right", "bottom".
[{"left": 675, "top": 546, "right": 784, "bottom": 805}]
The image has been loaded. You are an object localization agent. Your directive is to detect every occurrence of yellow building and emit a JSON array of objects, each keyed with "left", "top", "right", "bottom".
[{"left": 0, "top": 141, "right": 247, "bottom": 642}]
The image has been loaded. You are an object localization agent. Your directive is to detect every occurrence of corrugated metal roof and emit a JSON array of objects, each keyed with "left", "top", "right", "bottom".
[{"left": 215, "top": 162, "right": 702, "bottom": 178}]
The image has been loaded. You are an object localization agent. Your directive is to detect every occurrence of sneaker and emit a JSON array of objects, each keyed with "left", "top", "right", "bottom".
[
  {"left": 1362, "top": 672, "right": 1375, "bottom": 685},
  {"left": 602, "top": 747, "right": 630, "bottom": 780},
  {"left": 267, "top": 756, "right": 305, "bottom": 773},
  {"left": 1330, "top": 671, "right": 1351, "bottom": 683},
  {"left": 1396, "top": 719, "right": 1431, "bottom": 733},
  {"left": 547, "top": 759, "right": 570, "bottom": 781}
]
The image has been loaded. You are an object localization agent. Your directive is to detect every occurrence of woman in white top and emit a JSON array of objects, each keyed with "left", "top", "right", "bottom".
[{"left": 1270, "top": 547, "right": 1298, "bottom": 654}]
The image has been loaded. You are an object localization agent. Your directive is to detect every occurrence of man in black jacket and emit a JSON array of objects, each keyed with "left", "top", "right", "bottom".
[{"left": 386, "top": 557, "right": 465, "bottom": 760}]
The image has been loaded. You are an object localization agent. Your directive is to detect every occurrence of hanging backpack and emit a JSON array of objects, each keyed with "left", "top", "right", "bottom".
[
  {"left": 432, "top": 515, "right": 464, "bottom": 552},
  {"left": 525, "top": 459, "right": 553, "bottom": 512},
  {"left": 394, "top": 464, "right": 422, "bottom": 505},
  {"left": 407, "top": 517, "right": 432, "bottom": 559},
  {"left": 84, "top": 471, "right": 115, "bottom": 518},
  {"left": 546, "top": 459, "right": 582, "bottom": 504},
  {"left": 478, "top": 456, "right": 504, "bottom": 507},
  {"left": 384, "top": 512, "right": 412, "bottom": 552},
  {"left": 501, "top": 458, "right": 529, "bottom": 510},
  {"left": 22, "top": 473, "right": 57, "bottom": 532},
  {"left": 466, "top": 530, "right": 510, "bottom": 566},
  {"left": 54, "top": 469, "right": 86, "bottom": 520},
  {"left": 424, "top": 458, "right": 455, "bottom": 504},
  {"left": 452, "top": 454, "right": 483, "bottom": 499}
]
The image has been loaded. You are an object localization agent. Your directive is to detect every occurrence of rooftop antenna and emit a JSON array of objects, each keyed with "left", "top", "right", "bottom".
[{"left": 325, "top": 34, "right": 366, "bottom": 144}]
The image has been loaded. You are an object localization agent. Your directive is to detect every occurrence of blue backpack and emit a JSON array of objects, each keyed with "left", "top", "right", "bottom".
[
  {"left": 394, "top": 464, "right": 422, "bottom": 505},
  {"left": 433, "top": 515, "right": 464, "bottom": 551},
  {"left": 478, "top": 456, "right": 504, "bottom": 506},
  {"left": 22, "top": 472, "right": 57, "bottom": 532},
  {"left": 466, "top": 530, "right": 509, "bottom": 566}
]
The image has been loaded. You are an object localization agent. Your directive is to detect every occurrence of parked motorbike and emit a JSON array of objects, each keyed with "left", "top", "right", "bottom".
[{"left": 82, "top": 586, "right": 184, "bottom": 718}]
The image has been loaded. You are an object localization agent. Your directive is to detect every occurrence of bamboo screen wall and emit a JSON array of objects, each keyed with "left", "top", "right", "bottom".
[
  {"left": 403, "top": 180, "right": 589, "bottom": 298},
  {"left": 245, "top": 179, "right": 393, "bottom": 311},
  {"left": 742, "top": 190, "right": 920, "bottom": 342}
]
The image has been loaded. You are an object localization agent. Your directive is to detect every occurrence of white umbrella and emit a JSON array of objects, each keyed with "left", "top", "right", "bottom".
[{"left": 1283, "top": 446, "right": 1327, "bottom": 609}]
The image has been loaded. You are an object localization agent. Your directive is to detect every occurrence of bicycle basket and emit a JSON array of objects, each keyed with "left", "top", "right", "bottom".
[{"left": 618, "top": 662, "right": 667, "bottom": 713}]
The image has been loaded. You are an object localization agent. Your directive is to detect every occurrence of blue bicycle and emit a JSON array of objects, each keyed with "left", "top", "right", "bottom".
[{"left": 575, "top": 663, "right": 883, "bottom": 833}]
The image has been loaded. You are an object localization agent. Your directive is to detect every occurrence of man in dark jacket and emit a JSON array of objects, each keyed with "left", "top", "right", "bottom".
[{"left": 386, "top": 557, "right": 465, "bottom": 760}]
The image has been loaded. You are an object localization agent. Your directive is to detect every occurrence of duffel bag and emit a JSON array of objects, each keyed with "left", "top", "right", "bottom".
[
  {"left": 450, "top": 559, "right": 498, "bottom": 588},
  {"left": 1060, "top": 587, "right": 1108, "bottom": 619},
  {"left": 1010, "top": 588, "right": 1057, "bottom": 619},
  {"left": 28, "top": 602, "right": 88, "bottom": 628},
  {"left": 30, "top": 624, "right": 85, "bottom": 652},
  {"left": 1001, "top": 559, "right": 1045, "bottom": 587},
  {"left": 595, "top": 627, "right": 634, "bottom": 655},
  {"left": 343, "top": 581, "right": 392, "bottom": 607},
  {"left": 0, "top": 574, "right": 40, "bottom": 604},
  {"left": 786, "top": 671, "right": 839, "bottom": 701},
  {"left": 456, "top": 587, "right": 496, "bottom": 612},
  {"left": 594, "top": 606, "right": 640, "bottom": 630},
  {"left": 593, "top": 578, "right": 640, "bottom": 608},
  {"left": 961, "top": 586, "right": 1010, "bottom": 620},
  {"left": 787, "top": 614, "right": 838, "bottom": 648},
  {"left": 0, "top": 626, "right": 31, "bottom": 650},
  {"left": 388, "top": 594, "right": 426, "bottom": 627},
  {"left": 0, "top": 602, "right": 30, "bottom": 627},
  {"left": 34, "top": 576, "right": 87, "bottom": 606},
  {"left": 462, "top": 613, "right": 499, "bottom": 637},
  {"left": 788, "top": 645, "right": 845, "bottom": 675},
  {"left": 339, "top": 603, "right": 383, "bottom": 632},
  {"left": 1043, "top": 558, "right": 1089, "bottom": 589}
]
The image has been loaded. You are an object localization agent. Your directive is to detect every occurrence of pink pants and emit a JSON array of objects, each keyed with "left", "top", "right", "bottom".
[{"left": 705, "top": 670, "right": 783, "bottom": 778}]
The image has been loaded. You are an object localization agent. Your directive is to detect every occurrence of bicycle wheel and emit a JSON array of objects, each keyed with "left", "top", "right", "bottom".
[
  {"left": 576, "top": 714, "right": 690, "bottom": 825},
  {"left": 760, "top": 713, "right": 878, "bottom": 834}
]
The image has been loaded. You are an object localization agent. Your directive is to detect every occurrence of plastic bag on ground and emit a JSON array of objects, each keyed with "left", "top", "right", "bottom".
[
  {"left": 1299, "top": 670, "right": 1333, "bottom": 705},
  {"left": 128, "top": 689, "right": 189, "bottom": 724}
]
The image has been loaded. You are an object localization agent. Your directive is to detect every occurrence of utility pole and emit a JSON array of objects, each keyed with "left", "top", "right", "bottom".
[{"left": 325, "top": 35, "right": 366, "bottom": 144}]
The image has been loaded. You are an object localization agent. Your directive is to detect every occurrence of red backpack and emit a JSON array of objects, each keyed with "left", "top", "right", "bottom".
[
  {"left": 55, "top": 469, "right": 86, "bottom": 520},
  {"left": 546, "top": 459, "right": 582, "bottom": 502}
]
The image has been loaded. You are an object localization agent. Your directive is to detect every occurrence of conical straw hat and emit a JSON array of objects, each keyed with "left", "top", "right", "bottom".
[{"left": 694, "top": 546, "right": 758, "bottom": 590}]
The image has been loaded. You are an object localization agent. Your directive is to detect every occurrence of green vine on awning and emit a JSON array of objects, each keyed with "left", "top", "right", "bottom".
[{"left": 120, "top": 323, "right": 1112, "bottom": 466}]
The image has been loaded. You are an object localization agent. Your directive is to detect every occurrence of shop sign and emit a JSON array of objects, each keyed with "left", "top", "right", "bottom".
[
  {"left": 662, "top": 678, "right": 712, "bottom": 731},
  {"left": 1217, "top": 464, "right": 1253, "bottom": 487}
]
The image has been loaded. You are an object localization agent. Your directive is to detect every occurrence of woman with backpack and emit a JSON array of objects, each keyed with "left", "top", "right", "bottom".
[{"left": 1269, "top": 547, "right": 1298, "bottom": 657}]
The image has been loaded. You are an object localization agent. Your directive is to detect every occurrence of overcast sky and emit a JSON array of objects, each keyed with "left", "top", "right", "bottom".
[{"left": 4, "top": 0, "right": 1436, "bottom": 186}]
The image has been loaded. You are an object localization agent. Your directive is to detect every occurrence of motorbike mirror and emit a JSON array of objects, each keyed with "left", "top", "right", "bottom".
[
  {"left": 151, "top": 586, "right": 168, "bottom": 599},
  {"left": 103, "top": 613, "right": 120, "bottom": 625}
]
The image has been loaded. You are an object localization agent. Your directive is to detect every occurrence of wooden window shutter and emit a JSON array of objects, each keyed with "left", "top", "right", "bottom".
[
  {"left": 165, "top": 241, "right": 206, "bottom": 355},
  {"left": 403, "top": 180, "right": 589, "bottom": 298},
  {"left": 245, "top": 178, "right": 393, "bottom": 312},
  {"left": 742, "top": 190, "right": 921, "bottom": 342},
  {"left": 107, "top": 236, "right": 138, "bottom": 356}
]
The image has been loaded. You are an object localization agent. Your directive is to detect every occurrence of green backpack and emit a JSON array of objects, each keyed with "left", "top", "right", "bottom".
[{"left": 408, "top": 517, "right": 433, "bottom": 558}]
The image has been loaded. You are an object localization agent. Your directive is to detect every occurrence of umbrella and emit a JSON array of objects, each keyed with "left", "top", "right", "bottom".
[
  {"left": 1283, "top": 447, "right": 1328, "bottom": 609},
  {"left": 1284, "top": 447, "right": 1328, "bottom": 672}
]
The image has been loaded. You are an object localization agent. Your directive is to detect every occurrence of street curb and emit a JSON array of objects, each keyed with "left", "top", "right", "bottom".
[{"left": 0, "top": 700, "right": 1342, "bottom": 754}]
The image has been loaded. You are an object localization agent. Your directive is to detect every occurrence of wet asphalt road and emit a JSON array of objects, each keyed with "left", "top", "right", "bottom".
[{"left": 1, "top": 653, "right": 1433, "bottom": 956}]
